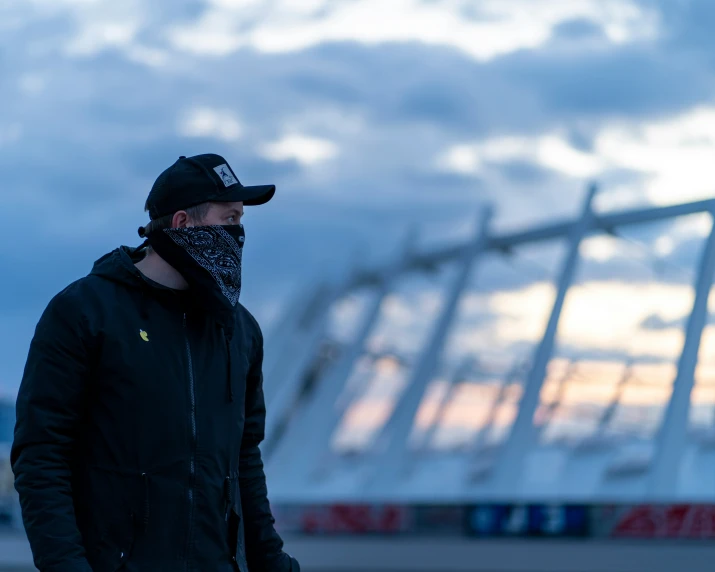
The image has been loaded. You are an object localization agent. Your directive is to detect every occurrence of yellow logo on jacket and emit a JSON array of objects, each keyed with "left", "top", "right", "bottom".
[{"left": 139, "top": 329, "right": 150, "bottom": 342}]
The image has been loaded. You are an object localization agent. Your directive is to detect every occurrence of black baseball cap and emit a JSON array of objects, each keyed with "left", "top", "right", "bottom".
[{"left": 145, "top": 153, "right": 275, "bottom": 220}]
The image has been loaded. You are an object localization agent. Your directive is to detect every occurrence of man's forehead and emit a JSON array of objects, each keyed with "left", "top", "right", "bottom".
[{"left": 214, "top": 201, "right": 244, "bottom": 212}]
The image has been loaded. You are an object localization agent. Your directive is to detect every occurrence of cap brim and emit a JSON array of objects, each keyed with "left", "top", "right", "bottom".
[{"left": 221, "top": 184, "right": 276, "bottom": 206}]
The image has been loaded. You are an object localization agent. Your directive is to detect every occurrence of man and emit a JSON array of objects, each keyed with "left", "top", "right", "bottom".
[{"left": 12, "top": 154, "right": 300, "bottom": 572}]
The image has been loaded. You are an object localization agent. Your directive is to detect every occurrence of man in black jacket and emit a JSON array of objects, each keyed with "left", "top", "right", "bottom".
[{"left": 12, "top": 154, "right": 300, "bottom": 572}]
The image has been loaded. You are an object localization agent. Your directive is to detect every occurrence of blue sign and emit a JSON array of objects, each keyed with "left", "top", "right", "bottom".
[{"left": 466, "top": 504, "right": 589, "bottom": 537}]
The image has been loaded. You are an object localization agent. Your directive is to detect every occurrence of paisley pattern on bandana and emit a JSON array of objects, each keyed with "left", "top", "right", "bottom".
[{"left": 163, "top": 225, "right": 243, "bottom": 305}]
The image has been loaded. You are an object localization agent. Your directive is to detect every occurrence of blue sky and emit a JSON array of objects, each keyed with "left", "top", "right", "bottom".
[{"left": 2, "top": 0, "right": 715, "bottom": 395}]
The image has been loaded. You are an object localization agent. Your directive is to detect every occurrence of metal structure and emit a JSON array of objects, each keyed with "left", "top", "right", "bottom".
[{"left": 263, "top": 185, "right": 715, "bottom": 504}]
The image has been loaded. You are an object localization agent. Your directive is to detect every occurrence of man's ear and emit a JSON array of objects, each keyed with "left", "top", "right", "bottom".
[{"left": 171, "top": 210, "right": 190, "bottom": 228}]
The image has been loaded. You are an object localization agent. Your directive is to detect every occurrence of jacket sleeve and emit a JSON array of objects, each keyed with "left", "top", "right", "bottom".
[
  {"left": 11, "top": 289, "right": 94, "bottom": 572},
  {"left": 239, "top": 326, "right": 300, "bottom": 572}
]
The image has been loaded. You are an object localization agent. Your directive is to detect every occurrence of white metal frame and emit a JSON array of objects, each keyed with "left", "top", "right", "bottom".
[{"left": 264, "top": 186, "right": 715, "bottom": 503}]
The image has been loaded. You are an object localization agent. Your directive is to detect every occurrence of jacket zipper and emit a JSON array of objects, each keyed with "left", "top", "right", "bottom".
[{"left": 184, "top": 312, "right": 197, "bottom": 570}]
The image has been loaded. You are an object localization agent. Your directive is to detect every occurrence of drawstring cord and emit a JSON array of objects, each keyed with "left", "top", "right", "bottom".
[
  {"left": 223, "top": 327, "right": 234, "bottom": 403},
  {"left": 224, "top": 476, "right": 233, "bottom": 521}
]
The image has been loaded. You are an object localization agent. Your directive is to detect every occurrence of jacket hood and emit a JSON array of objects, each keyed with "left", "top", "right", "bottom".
[
  {"left": 89, "top": 245, "right": 148, "bottom": 289},
  {"left": 89, "top": 246, "right": 164, "bottom": 323},
  {"left": 90, "top": 245, "right": 238, "bottom": 335}
]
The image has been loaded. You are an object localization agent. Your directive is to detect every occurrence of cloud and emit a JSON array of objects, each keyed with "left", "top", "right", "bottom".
[
  {"left": 178, "top": 107, "right": 243, "bottom": 141},
  {"left": 66, "top": 20, "right": 139, "bottom": 56},
  {"left": 168, "top": 0, "right": 659, "bottom": 60},
  {"left": 595, "top": 107, "right": 715, "bottom": 205},
  {"left": 438, "top": 134, "right": 604, "bottom": 178},
  {"left": 580, "top": 236, "right": 622, "bottom": 262},
  {"left": 18, "top": 73, "right": 48, "bottom": 95},
  {"left": 437, "top": 106, "right": 715, "bottom": 223},
  {"left": 260, "top": 133, "right": 338, "bottom": 166},
  {"left": 640, "top": 313, "right": 684, "bottom": 331},
  {"left": 458, "top": 280, "right": 694, "bottom": 362},
  {"left": 494, "top": 40, "right": 714, "bottom": 119}
]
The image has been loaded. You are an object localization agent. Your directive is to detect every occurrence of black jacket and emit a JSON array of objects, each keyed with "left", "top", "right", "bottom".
[{"left": 11, "top": 246, "right": 299, "bottom": 572}]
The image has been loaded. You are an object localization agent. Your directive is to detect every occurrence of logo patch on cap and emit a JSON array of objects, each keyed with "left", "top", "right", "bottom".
[{"left": 214, "top": 164, "right": 239, "bottom": 187}]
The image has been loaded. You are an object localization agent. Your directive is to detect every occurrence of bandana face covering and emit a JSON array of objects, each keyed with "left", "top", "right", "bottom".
[{"left": 145, "top": 224, "right": 245, "bottom": 330}]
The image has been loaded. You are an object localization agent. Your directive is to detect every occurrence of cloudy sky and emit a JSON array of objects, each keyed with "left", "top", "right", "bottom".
[{"left": 2, "top": 0, "right": 715, "bottom": 397}]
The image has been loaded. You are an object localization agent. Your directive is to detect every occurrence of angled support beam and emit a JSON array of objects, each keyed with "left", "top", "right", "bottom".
[
  {"left": 363, "top": 207, "right": 494, "bottom": 490},
  {"left": 491, "top": 184, "right": 598, "bottom": 495},
  {"left": 531, "top": 361, "right": 577, "bottom": 442},
  {"left": 263, "top": 281, "right": 336, "bottom": 410},
  {"left": 413, "top": 356, "right": 476, "bottom": 454},
  {"left": 263, "top": 282, "right": 333, "bottom": 409},
  {"left": 648, "top": 210, "right": 715, "bottom": 498},
  {"left": 264, "top": 245, "right": 361, "bottom": 409},
  {"left": 266, "top": 280, "right": 389, "bottom": 477},
  {"left": 263, "top": 283, "right": 339, "bottom": 442},
  {"left": 348, "top": 199, "right": 715, "bottom": 290},
  {"left": 594, "top": 363, "right": 633, "bottom": 433},
  {"left": 264, "top": 282, "right": 317, "bottom": 376},
  {"left": 468, "top": 357, "right": 531, "bottom": 454},
  {"left": 265, "top": 228, "right": 415, "bottom": 488}
]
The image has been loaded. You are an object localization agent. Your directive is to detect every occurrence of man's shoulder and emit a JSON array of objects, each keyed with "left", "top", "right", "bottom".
[
  {"left": 35, "top": 277, "right": 102, "bottom": 337},
  {"left": 50, "top": 275, "right": 108, "bottom": 308},
  {"left": 43, "top": 274, "right": 115, "bottom": 329},
  {"left": 236, "top": 302, "right": 263, "bottom": 342}
]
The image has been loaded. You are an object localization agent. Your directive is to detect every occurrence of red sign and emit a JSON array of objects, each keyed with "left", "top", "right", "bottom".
[
  {"left": 611, "top": 505, "right": 715, "bottom": 538},
  {"left": 296, "top": 504, "right": 411, "bottom": 534}
]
